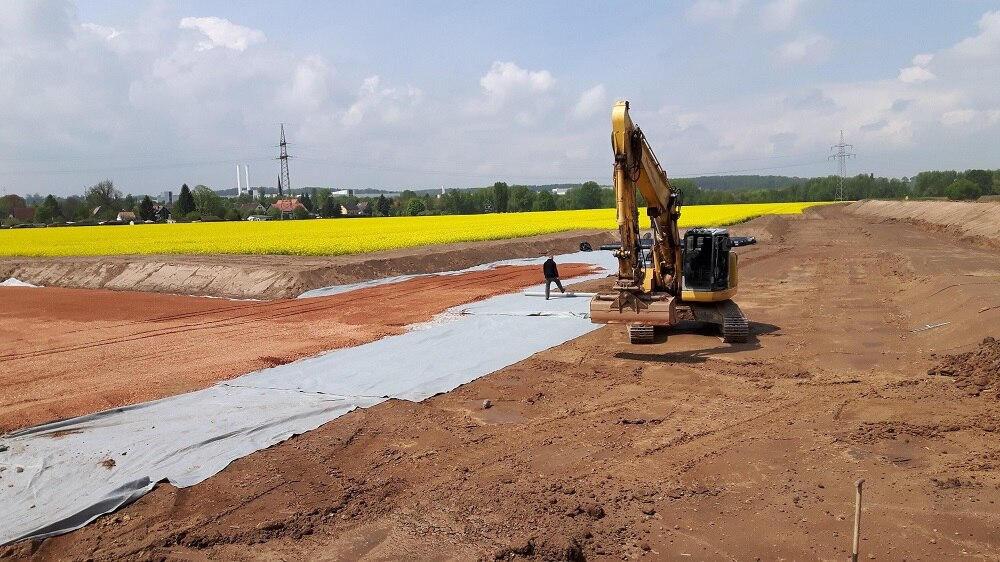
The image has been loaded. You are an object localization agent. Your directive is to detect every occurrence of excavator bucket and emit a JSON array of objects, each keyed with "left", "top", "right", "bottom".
[{"left": 589, "top": 292, "right": 677, "bottom": 326}]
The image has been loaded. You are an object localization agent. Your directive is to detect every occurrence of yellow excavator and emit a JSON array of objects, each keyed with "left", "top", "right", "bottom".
[{"left": 590, "top": 100, "right": 749, "bottom": 344}]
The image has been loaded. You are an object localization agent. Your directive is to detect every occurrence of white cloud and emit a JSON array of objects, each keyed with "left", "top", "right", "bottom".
[
  {"left": 479, "top": 61, "right": 554, "bottom": 103},
  {"left": 949, "top": 10, "right": 1000, "bottom": 59},
  {"left": 686, "top": 0, "right": 747, "bottom": 23},
  {"left": 860, "top": 120, "right": 888, "bottom": 132},
  {"left": 768, "top": 132, "right": 798, "bottom": 153},
  {"left": 280, "top": 55, "right": 330, "bottom": 112},
  {"left": 761, "top": 0, "right": 803, "bottom": 30},
  {"left": 0, "top": 1, "right": 134, "bottom": 157},
  {"left": 899, "top": 53, "right": 935, "bottom": 83},
  {"left": 675, "top": 113, "right": 701, "bottom": 131},
  {"left": 467, "top": 62, "right": 556, "bottom": 122},
  {"left": 783, "top": 88, "right": 837, "bottom": 112},
  {"left": 341, "top": 75, "right": 423, "bottom": 128},
  {"left": 82, "top": 23, "right": 120, "bottom": 40},
  {"left": 178, "top": 16, "right": 265, "bottom": 52},
  {"left": 776, "top": 32, "right": 831, "bottom": 64},
  {"left": 0, "top": 0, "right": 76, "bottom": 52},
  {"left": 570, "top": 85, "right": 607, "bottom": 120},
  {"left": 899, "top": 65, "right": 936, "bottom": 84},
  {"left": 4, "top": 3, "right": 1000, "bottom": 195},
  {"left": 940, "top": 109, "right": 977, "bottom": 126},
  {"left": 869, "top": 118, "right": 914, "bottom": 144}
]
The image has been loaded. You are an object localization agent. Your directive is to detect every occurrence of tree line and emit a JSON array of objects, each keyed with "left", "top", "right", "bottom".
[
  {"left": 3, "top": 168, "right": 998, "bottom": 226},
  {"left": 676, "top": 168, "right": 998, "bottom": 205}
]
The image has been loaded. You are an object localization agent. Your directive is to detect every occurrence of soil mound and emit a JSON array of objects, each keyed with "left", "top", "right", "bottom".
[{"left": 928, "top": 337, "right": 1000, "bottom": 398}]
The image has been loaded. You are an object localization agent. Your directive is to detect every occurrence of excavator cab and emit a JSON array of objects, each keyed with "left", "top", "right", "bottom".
[{"left": 681, "top": 228, "right": 738, "bottom": 303}]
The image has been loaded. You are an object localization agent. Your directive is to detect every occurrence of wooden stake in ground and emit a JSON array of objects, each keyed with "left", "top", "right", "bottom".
[{"left": 852, "top": 479, "right": 865, "bottom": 562}]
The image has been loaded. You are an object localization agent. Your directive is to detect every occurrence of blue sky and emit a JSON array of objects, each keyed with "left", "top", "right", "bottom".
[{"left": 2, "top": 0, "right": 999, "bottom": 197}]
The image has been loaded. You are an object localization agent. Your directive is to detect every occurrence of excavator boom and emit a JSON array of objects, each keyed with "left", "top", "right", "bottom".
[
  {"left": 591, "top": 101, "right": 683, "bottom": 331},
  {"left": 590, "top": 101, "right": 748, "bottom": 344}
]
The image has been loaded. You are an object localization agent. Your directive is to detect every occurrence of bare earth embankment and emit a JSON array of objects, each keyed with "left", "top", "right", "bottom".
[
  {"left": 0, "top": 230, "right": 616, "bottom": 300},
  {"left": 2, "top": 203, "right": 999, "bottom": 561},
  {"left": 848, "top": 199, "right": 1000, "bottom": 248}
]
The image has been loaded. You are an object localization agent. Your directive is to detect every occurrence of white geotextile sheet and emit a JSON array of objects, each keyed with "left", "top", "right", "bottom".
[
  {"left": 0, "top": 249, "right": 617, "bottom": 545},
  {"left": 297, "top": 250, "right": 616, "bottom": 299},
  {"left": 0, "top": 278, "right": 40, "bottom": 288},
  {"left": 1, "top": 389, "right": 379, "bottom": 543}
]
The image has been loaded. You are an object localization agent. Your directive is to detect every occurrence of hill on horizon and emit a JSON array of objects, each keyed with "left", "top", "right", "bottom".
[{"left": 687, "top": 175, "right": 808, "bottom": 191}]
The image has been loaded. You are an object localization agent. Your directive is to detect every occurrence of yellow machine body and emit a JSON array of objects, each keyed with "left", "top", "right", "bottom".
[{"left": 590, "top": 101, "right": 748, "bottom": 343}]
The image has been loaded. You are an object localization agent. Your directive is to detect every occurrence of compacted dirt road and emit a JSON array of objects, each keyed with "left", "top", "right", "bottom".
[{"left": 2, "top": 204, "right": 999, "bottom": 561}]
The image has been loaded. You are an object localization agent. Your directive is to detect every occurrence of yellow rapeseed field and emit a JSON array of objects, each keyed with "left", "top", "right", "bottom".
[{"left": 0, "top": 202, "right": 834, "bottom": 257}]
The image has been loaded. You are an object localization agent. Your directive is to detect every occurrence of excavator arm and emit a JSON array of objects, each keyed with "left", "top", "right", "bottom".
[
  {"left": 590, "top": 100, "right": 682, "bottom": 336},
  {"left": 610, "top": 101, "right": 683, "bottom": 296}
]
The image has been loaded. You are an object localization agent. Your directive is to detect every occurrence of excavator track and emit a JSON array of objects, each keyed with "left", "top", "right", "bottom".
[
  {"left": 627, "top": 325, "right": 655, "bottom": 344},
  {"left": 720, "top": 300, "right": 749, "bottom": 343},
  {"left": 689, "top": 300, "right": 749, "bottom": 344}
]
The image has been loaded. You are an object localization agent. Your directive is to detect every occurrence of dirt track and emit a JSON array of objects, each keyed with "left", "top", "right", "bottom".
[{"left": 3, "top": 203, "right": 1000, "bottom": 561}]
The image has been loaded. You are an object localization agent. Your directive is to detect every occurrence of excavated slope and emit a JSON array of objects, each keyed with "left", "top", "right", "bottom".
[
  {"left": 0, "top": 230, "right": 615, "bottom": 300},
  {"left": 847, "top": 199, "right": 1000, "bottom": 247}
]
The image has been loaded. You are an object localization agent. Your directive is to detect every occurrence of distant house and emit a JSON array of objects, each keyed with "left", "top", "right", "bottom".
[
  {"left": 355, "top": 201, "right": 369, "bottom": 216},
  {"left": 117, "top": 211, "right": 136, "bottom": 222},
  {"left": 240, "top": 202, "right": 267, "bottom": 216},
  {"left": 269, "top": 198, "right": 306, "bottom": 219},
  {"left": 246, "top": 214, "right": 271, "bottom": 221},
  {"left": 152, "top": 204, "right": 171, "bottom": 221},
  {"left": 10, "top": 207, "right": 36, "bottom": 222}
]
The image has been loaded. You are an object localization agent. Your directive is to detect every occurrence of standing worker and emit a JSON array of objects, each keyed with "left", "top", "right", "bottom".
[{"left": 543, "top": 254, "right": 565, "bottom": 300}]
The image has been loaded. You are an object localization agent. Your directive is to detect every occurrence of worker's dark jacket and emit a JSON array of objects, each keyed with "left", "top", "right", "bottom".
[{"left": 543, "top": 259, "right": 559, "bottom": 279}]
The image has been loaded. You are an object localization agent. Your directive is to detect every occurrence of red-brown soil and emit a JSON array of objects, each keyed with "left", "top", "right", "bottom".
[
  {"left": 928, "top": 337, "right": 1000, "bottom": 399},
  {"left": 0, "top": 263, "right": 596, "bottom": 434},
  {"left": 2, "top": 204, "right": 1000, "bottom": 561}
]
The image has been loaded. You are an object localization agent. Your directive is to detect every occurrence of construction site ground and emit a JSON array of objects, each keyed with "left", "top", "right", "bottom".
[{"left": 2, "top": 203, "right": 999, "bottom": 561}]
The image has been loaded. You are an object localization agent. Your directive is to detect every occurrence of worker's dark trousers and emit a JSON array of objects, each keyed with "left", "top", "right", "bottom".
[{"left": 545, "top": 277, "right": 564, "bottom": 299}]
